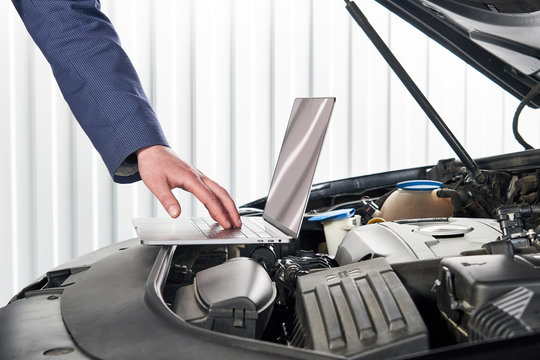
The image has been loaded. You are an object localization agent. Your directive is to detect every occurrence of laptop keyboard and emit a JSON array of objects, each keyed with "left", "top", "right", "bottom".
[{"left": 192, "top": 217, "right": 274, "bottom": 239}]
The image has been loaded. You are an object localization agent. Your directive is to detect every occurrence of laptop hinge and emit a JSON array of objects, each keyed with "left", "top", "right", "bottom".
[{"left": 263, "top": 214, "right": 297, "bottom": 238}]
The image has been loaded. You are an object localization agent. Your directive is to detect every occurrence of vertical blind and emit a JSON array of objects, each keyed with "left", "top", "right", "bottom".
[{"left": 1, "top": 0, "right": 539, "bottom": 305}]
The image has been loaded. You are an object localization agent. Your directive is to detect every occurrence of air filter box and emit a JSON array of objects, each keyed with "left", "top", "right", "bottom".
[
  {"left": 293, "top": 258, "right": 428, "bottom": 358},
  {"left": 173, "top": 257, "right": 276, "bottom": 339}
]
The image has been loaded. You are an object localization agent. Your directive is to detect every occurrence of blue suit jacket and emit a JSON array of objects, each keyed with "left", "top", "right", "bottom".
[{"left": 12, "top": 0, "right": 169, "bottom": 183}]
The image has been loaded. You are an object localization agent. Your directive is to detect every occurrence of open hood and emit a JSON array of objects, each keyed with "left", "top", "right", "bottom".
[{"left": 373, "top": 0, "right": 540, "bottom": 107}]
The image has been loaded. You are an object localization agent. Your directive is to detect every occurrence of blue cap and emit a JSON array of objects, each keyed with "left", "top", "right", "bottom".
[
  {"left": 308, "top": 208, "right": 356, "bottom": 222},
  {"left": 396, "top": 180, "right": 443, "bottom": 191}
]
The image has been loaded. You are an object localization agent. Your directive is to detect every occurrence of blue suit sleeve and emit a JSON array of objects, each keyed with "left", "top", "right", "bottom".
[{"left": 12, "top": 0, "right": 169, "bottom": 183}]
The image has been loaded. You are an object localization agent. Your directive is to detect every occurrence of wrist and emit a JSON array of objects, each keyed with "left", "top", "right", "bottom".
[{"left": 136, "top": 144, "right": 167, "bottom": 157}]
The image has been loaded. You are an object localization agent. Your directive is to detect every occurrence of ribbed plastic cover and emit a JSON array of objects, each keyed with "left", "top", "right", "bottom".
[
  {"left": 294, "top": 258, "right": 428, "bottom": 357},
  {"left": 469, "top": 287, "right": 540, "bottom": 341}
]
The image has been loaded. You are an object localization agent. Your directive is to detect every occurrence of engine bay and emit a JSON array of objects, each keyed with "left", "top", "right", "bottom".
[
  {"left": 161, "top": 157, "right": 540, "bottom": 358},
  {"left": 156, "top": 3, "right": 540, "bottom": 356}
]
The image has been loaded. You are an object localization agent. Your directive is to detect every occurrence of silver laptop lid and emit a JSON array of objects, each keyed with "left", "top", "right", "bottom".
[{"left": 263, "top": 97, "right": 335, "bottom": 238}]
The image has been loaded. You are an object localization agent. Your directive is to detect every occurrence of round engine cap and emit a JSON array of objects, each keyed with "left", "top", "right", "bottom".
[{"left": 416, "top": 223, "right": 473, "bottom": 237}]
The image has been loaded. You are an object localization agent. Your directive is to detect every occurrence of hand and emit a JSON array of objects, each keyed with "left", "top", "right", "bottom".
[{"left": 136, "top": 145, "right": 241, "bottom": 229}]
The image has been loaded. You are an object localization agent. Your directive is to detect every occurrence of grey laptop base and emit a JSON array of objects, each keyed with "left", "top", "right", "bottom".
[
  {"left": 134, "top": 216, "right": 291, "bottom": 245},
  {"left": 133, "top": 97, "right": 336, "bottom": 246}
]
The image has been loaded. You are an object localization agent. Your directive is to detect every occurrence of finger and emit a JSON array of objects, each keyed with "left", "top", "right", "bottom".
[
  {"left": 181, "top": 174, "right": 232, "bottom": 228},
  {"left": 147, "top": 179, "right": 181, "bottom": 218},
  {"left": 202, "top": 176, "right": 241, "bottom": 227}
]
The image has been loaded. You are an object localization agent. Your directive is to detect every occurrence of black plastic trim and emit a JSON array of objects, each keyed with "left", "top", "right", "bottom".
[
  {"left": 243, "top": 149, "right": 540, "bottom": 210},
  {"left": 57, "top": 242, "right": 336, "bottom": 360}
]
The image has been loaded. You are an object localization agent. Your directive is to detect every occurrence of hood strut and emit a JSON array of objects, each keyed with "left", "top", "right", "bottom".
[{"left": 344, "top": 0, "right": 484, "bottom": 182}]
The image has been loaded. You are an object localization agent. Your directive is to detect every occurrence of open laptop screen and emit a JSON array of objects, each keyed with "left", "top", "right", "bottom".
[{"left": 263, "top": 97, "right": 335, "bottom": 237}]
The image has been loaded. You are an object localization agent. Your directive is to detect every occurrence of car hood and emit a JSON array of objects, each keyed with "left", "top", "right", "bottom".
[{"left": 373, "top": 0, "right": 540, "bottom": 107}]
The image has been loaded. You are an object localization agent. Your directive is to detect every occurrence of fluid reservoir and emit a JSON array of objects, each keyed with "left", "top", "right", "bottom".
[
  {"left": 379, "top": 180, "right": 453, "bottom": 221},
  {"left": 308, "top": 208, "right": 360, "bottom": 257}
]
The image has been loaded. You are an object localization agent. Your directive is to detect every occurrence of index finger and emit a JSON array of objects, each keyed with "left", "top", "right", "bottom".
[
  {"left": 181, "top": 174, "right": 233, "bottom": 228},
  {"left": 201, "top": 176, "right": 241, "bottom": 228}
]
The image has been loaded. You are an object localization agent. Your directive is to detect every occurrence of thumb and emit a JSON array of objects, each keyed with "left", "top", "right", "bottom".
[{"left": 149, "top": 181, "right": 181, "bottom": 218}]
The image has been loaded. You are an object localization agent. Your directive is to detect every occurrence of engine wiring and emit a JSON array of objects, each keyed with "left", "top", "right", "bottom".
[{"left": 513, "top": 82, "right": 540, "bottom": 150}]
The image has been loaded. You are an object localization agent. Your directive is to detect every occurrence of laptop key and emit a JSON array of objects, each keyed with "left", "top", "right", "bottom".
[
  {"left": 201, "top": 217, "right": 274, "bottom": 239},
  {"left": 239, "top": 228, "right": 259, "bottom": 238},
  {"left": 193, "top": 219, "right": 217, "bottom": 237}
]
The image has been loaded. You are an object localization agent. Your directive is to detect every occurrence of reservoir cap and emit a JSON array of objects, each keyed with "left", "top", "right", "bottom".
[
  {"left": 396, "top": 180, "right": 443, "bottom": 191},
  {"left": 308, "top": 208, "right": 355, "bottom": 222}
]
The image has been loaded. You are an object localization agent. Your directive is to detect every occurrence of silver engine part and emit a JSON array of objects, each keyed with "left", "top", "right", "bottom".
[
  {"left": 335, "top": 217, "right": 501, "bottom": 265},
  {"left": 173, "top": 257, "right": 276, "bottom": 339}
]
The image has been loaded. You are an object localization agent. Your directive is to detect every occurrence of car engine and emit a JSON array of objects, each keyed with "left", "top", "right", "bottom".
[{"left": 162, "top": 158, "right": 540, "bottom": 358}]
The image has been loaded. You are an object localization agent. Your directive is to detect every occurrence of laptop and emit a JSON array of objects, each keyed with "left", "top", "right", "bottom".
[{"left": 133, "top": 97, "right": 336, "bottom": 245}]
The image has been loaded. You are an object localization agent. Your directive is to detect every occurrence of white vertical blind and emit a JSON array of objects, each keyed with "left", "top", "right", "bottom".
[{"left": 2, "top": 0, "right": 540, "bottom": 305}]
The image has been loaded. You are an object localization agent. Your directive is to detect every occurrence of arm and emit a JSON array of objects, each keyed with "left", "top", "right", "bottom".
[
  {"left": 13, "top": 0, "right": 163, "bottom": 182},
  {"left": 12, "top": 0, "right": 240, "bottom": 227}
]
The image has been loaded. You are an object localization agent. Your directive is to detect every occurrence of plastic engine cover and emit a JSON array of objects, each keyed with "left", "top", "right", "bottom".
[
  {"left": 173, "top": 257, "right": 276, "bottom": 339},
  {"left": 335, "top": 217, "right": 501, "bottom": 265},
  {"left": 434, "top": 254, "right": 540, "bottom": 342},
  {"left": 469, "top": 287, "right": 540, "bottom": 341},
  {"left": 293, "top": 257, "right": 428, "bottom": 358}
]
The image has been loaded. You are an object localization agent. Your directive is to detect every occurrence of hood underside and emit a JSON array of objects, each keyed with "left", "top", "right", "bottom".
[{"left": 374, "top": 0, "right": 540, "bottom": 107}]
